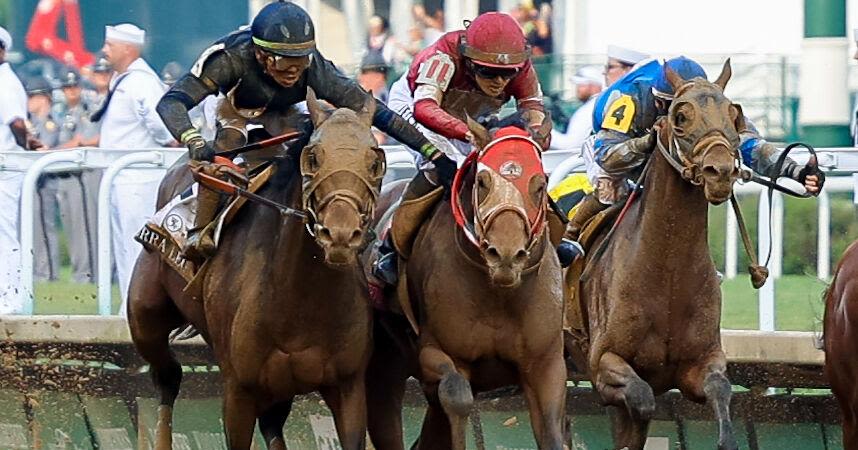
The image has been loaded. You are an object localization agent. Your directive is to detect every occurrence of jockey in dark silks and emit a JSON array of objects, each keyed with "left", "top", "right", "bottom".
[
  {"left": 556, "top": 56, "right": 825, "bottom": 265},
  {"left": 156, "top": 1, "right": 443, "bottom": 257}
]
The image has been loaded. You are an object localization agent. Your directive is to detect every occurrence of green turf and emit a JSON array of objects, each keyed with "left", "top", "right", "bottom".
[
  {"left": 34, "top": 267, "right": 829, "bottom": 332},
  {"left": 33, "top": 267, "right": 122, "bottom": 315},
  {"left": 720, "top": 274, "right": 828, "bottom": 332}
]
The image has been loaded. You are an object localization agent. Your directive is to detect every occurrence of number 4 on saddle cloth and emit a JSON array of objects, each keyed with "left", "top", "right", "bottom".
[{"left": 135, "top": 157, "right": 272, "bottom": 283}]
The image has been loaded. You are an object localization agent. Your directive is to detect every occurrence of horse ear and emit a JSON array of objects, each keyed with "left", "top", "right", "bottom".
[
  {"left": 665, "top": 65, "right": 686, "bottom": 93},
  {"left": 466, "top": 114, "right": 491, "bottom": 150},
  {"left": 306, "top": 87, "right": 330, "bottom": 128},
  {"left": 358, "top": 89, "right": 377, "bottom": 128},
  {"left": 714, "top": 58, "right": 732, "bottom": 91},
  {"left": 731, "top": 103, "right": 747, "bottom": 133}
]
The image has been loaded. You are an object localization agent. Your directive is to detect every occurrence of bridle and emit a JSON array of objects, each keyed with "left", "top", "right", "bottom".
[{"left": 300, "top": 142, "right": 385, "bottom": 238}]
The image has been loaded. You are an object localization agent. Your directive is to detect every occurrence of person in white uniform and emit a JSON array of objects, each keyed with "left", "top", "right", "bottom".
[
  {"left": 94, "top": 23, "right": 173, "bottom": 315},
  {"left": 0, "top": 26, "right": 31, "bottom": 313},
  {"left": 550, "top": 66, "right": 603, "bottom": 150}
]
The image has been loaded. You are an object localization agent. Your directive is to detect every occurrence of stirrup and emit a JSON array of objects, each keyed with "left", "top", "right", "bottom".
[{"left": 372, "top": 252, "right": 399, "bottom": 286}]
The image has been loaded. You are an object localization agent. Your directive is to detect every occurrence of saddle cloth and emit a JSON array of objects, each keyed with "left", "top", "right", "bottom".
[{"left": 135, "top": 164, "right": 274, "bottom": 283}]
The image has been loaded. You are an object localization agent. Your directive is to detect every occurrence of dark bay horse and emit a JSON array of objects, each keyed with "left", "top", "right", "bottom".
[
  {"left": 578, "top": 61, "right": 742, "bottom": 450},
  {"left": 367, "top": 123, "right": 566, "bottom": 450},
  {"left": 824, "top": 241, "right": 858, "bottom": 448},
  {"left": 127, "top": 90, "right": 386, "bottom": 450}
]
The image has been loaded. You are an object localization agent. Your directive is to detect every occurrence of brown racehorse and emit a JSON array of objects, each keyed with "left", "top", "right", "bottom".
[
  {"left": 366, "top": 123, "right": 566, "bottom": 450},
  {"left": 824, "top": 241, "right": 858, "bottom": 449},
  {"left": 127, "top": 89, "right": 385, "bottom": 450},
  {"left": 577, "top": 61, "right": 742, "bottom": 450}
]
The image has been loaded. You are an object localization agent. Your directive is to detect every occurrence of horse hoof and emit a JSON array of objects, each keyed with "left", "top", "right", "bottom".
[
  {"left": 439, "top": 372, "right": 474, "bottom": 417},
  {"left": 624, "top": 378, "right": 655, "bottom": 421}
]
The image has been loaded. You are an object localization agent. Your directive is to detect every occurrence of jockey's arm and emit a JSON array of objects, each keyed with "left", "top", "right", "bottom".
[
  {"left": 309, "top": 53, "right": 436, "bottom": 158},
  {"left": 510, "top": 63, "right": 551, "bottom": 149},
  {"left": 157, "top": 50, "right": 237, "bottom": 146},
  {"left": 593, "top": 128, "right": 655, "bottom": 176},
  {"left": 739, "top": 118, "right": 800, "bottom": 179}
]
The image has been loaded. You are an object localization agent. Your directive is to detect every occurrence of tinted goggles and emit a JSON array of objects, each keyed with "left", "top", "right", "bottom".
[{"left": 470, "top": 62, "right": 520, "bottom": 80}]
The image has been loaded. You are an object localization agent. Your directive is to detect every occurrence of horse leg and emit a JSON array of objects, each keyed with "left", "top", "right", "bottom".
[
  {"left": 366, "top": 318, "right": 409, "bottom": 450},
  {"left": 127, "top": 254, "right": 184, "bottom": 450},
  {"left": 258, "top": 400, "right": 293, "bottom": 450},
  {"left": 419, "top": 346, "right": 473, "bottom": 450},
  {"left": 593, "top": 352, "right": 654, "bottom": 450},
  {"left": 223, "top": 381, "right": 258, "bottom": 450},
  {"left": 519, "top": 352, "right": 566, "bottom": 450},
  {"left": 608, "top": 406, "right": 649, "bottom": 450},
  {"left": 677, "top": 351, "right": 738, "bottom": 450},
  {"left": 320, "top": 376, "right": 368, "bottom": 450},
  {"left": 413, "top": 401, "right": 453, "bottom": 450}
]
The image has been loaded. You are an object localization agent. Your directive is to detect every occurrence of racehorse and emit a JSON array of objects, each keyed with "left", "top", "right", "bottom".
[
  {"left": 127, "top": 89, "right": 385, "bottom": 450},
  {"left": 576, "top": 61, "right": 742, "bottom": 450},
  {"left": 823, "top": 241, "right": 858, "bottom": 449},
  {"left": 365, "top": 122, "right": 566, "bottom": 450}
]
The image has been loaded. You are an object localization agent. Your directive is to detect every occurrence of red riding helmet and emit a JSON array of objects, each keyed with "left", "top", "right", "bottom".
[{"left": 460, "top": 12, "right": 530, "bottom": 69}]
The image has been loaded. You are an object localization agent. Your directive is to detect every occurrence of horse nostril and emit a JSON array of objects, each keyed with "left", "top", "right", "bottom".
[
  {"left": 349, "top": 229, "right": 364, "bottom": 246},
  {"left": 318, "top": 227, "right": 333, "bottom": 242},
  {"left": 702, "top": 165, "right": 721, "bottom": 180},
  {"left": 486, "top": 246, "right": 501, "bottom": 261}
]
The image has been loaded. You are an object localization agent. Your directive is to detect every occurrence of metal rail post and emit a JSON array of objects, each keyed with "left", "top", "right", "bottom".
[{"left": 97, "top": 152, "right": 165, "bottom": 316}]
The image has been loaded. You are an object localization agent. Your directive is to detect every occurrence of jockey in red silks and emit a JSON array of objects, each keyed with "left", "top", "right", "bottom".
[{"left": 374, "top": 11, "right": 552, "bottom": 285}]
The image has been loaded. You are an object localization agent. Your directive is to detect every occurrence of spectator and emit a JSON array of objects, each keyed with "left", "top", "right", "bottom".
[
  {"left": 604, "top": 45, "right": 649, "bottom": 87},
  {"left": 0, "top": 26, "right": 29, "bottom": 311},
  {"left": 367, "top": 15, "right": 403, "bottom": 67},
  {"left": 94, "top": 23, "right": 173, "bottom": 314},
  {"left": 402, "top": 26, "right": 425, "bottom": 58},
  {"left": 551, "top": 66, "right": 603, "bottom": 149},
  {"left": 84, "top": 54, "right": 112, "bottom": 109},
  {"left": 413, "top": 5, "right": 444, "bottom": 46},
  {"left": 55, "top": 69, "right": 100, "bottom": 283},
  {"left": 357, "top": 52, "right": 391, "bottom": 144},
  {"left": 25, "top": 76, "right": 61, "bottom": 282},
  {"left": 160, "top": 61, "right": 183, "bottom": 86},
  {"left": 527, "top": 3, "right": 552, "bottom": 56}
]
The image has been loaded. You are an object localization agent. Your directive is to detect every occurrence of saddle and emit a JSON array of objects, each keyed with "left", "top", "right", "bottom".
[
  {"left": 135, "top": 161, "right": 274, "bottom": 285},
  {"left": 563, "top": 203, "right": 621, "bottom": 371}
]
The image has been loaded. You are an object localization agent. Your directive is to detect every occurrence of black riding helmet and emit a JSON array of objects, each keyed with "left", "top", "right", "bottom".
[{"left": 251, "top": 1, "right": 316, "bottom": 57}]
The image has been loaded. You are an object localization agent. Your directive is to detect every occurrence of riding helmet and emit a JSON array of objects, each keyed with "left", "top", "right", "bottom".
[
  {"left": 251, "top": 1, "right": 316, "bottom": 57},
  {"left": 652, "top": 56, "right": 707, "bottom": 99},
  {"left": 460, "top": 12, "right": 529, "bottom": 69}
]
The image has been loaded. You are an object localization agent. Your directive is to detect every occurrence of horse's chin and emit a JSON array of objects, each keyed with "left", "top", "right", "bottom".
[
  {"left": 704, "top": 185, "right": 732, "bottom": 205},
  {"left": 321, "top": 246, "right": 357, "bottom": 268},
  {"left": 488, "top": 265, "right": 523, "bottom": 289}
]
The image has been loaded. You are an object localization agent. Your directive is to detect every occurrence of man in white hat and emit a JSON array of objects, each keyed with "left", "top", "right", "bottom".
[
  {"left": 0, "top": 25, "right": 31, "bottom": 312},
  {"left": 604, "top": 45, "right": 649, "bottom": 88},
  {"left": 94, "top": 23, "right": 174, "bottom": 314},
  {"left": 551, "top": 65, "right": 604, "bottom": 149}
]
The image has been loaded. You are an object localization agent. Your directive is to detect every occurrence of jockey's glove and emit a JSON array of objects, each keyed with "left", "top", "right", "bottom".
[
  {"left": 797, "top": 162, "right": 826, "bottom": 194},
  {"left": 430, "top": 151, "right": 458, "bottom": 191},
  {"left": 182, "top": 131, "right": 216, "bottom": 162}
]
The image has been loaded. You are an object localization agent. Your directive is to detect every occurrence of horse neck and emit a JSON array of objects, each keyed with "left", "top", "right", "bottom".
[{"left": 632, "top": 148, "right": 711, "bottom": 259}]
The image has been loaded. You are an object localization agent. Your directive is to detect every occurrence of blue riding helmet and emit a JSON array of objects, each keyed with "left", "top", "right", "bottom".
[{"left": 652, "top": 56, "right": 707, "bottom": 99}]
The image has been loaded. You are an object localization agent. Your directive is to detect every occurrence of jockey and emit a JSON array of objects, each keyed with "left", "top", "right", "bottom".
[
  {"left": 373, "top": 11, "right": 551, "bottom": 285},
  {"left": 156, "top": 1, "right": 441, "bottom": 257},
  {"left": 557, "top": 56, "right": 825, "bottom": 265}
]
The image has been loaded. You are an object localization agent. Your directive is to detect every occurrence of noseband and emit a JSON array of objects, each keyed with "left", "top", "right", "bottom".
[{"left": 656, "top": 129, "right": 740, "bottom": 186}]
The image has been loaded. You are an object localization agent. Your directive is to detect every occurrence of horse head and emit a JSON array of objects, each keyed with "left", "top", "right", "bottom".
[
  {"left": 659, "top": 59, "right": 743, "bottom": 204},
  {"left": 465, "top": 117, "right": 547, "bottom": 288},
  {"left": 301, "top": 88, "right": 386, "bottom": 266}
]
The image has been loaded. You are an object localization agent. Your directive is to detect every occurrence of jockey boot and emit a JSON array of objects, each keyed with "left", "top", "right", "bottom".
[
  {"left": 184, "top": 186, "right": 221, "bottom": 260},
  {"left": 372, "top": 171, "right": 438, "bottom": 285},
  {"left": 557, "top": 193, "right": 609, "bottom": 267}
]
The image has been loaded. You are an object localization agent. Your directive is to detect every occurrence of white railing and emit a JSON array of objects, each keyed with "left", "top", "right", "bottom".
[
  {"left": 2, "top": 148, "right": 185, "bottom": 315},
  {"left": 5, "top": 146, "right": 858, "bottom": 324}
]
